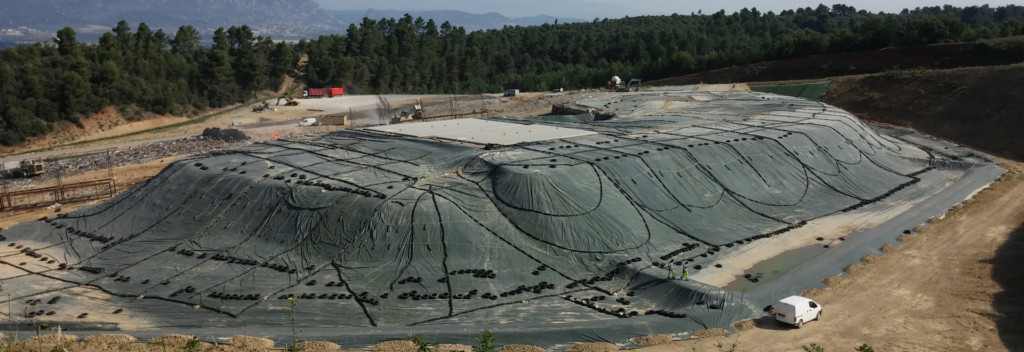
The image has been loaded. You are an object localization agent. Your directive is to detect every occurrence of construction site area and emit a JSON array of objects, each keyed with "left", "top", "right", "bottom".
[{"left": 0, "top": 86, "right": 1013, "bottom": 351}]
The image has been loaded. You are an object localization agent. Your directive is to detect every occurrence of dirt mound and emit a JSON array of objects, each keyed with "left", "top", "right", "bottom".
[
  {"left": 567, "top": 342, "right": 619, "bottom": 352},
  {"left": 28, "top": 333, "right": 78, "bottom": 344},
  {"left": 368, "top": 342, "right": 475, "bottom": 352},
  {"left": 497, "top": 344, "right": 548, "bottom": 352},
  {"left": 149, "top": 334, "right": 195, "bottom": 348},
  {"left": 228, "top": 336, "right": 275, "bottom": 350},
  {"left": 632, "top": 334, "right": 675, "bottom": 346},
  {"left": 731, "top": 319, "right": 756, "bottom": 331},
  {"left": 690, "top": 328, "right": 729, "bottom": 339},
  {"left": 372, "top": 340, "right": 417, "bottom": 352},
  {"left": 436, "top": 343, "right": 474, "bottom": 352},
  {"left": 202, "top": 127, "right": 248, "bottom": 141},
  {"left": 82, "top": 334, "right": 138, "bottom": 344},
  {"left": 296, "top": 341, "right": 342, "bottom": 352}
]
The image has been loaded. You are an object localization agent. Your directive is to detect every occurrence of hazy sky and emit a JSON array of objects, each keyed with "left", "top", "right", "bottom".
[{"left": 315, "top": 0, "right": 1015, "bottom": 19}]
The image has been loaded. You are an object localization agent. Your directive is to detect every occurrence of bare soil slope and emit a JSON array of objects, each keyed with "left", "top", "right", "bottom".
[
  {"left": 823, "top": 64, "right": 1024, "bottom": 161},
  {"left": 0, "top": 108, "right": 190, "bottom": 156}
]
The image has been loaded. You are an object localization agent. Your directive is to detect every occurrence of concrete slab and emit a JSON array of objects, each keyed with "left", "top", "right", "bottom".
[{"left": 366, "top": 118, "right": 597, "bottom": 145}]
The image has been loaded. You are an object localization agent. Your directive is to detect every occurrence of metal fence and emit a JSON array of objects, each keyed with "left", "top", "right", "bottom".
[{"left": 1, "top": 179, "right": 115, "bottom": 211}]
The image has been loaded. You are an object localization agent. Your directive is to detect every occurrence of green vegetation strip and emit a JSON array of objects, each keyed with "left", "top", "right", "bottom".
[{"left": 751, "top": 82, "right": 831, "bottom": 101}]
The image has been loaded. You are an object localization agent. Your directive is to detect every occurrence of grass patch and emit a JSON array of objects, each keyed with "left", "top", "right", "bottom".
[{"left": 750, "top": 82, "right": 830, "bottom": 101}]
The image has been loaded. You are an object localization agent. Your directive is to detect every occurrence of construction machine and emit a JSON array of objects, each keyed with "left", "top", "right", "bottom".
[
  {"left": 5, "top": 160, "right": 46, "bottom": 178},
  {"left": 19, "top": 160, "right": 44, "bottom": 177},
  {"left": 412, "top": 103, "right": 423, "bottom": 119},
  {"left": 607, "top": 76, "right": 642, "bottom": 92},
  {"left": 277, "top": 96, "right": 300, "bottom": 106}
]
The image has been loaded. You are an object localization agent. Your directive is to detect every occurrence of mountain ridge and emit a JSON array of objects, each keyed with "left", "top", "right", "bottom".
[
  {"left": 0, "top": 0, "right": 339, "bottom": 39},
  {"left": 331, "top": 9, "right": 582, "bottom": 31},
  {"left": 0, "top": 1, "right": 580, "bottom": 42}
]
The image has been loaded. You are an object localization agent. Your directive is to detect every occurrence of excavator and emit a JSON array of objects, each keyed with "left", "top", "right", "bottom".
[
  {"left": 607, "top": 76, "right": 642, "bottom": 92},
  {"left": 277, "top": 96, "right": 300, "bottom": 106}
]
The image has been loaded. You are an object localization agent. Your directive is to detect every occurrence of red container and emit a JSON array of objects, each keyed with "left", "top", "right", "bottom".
[{"left": 329, "top": 87, "right": 344, "bottom": 96}]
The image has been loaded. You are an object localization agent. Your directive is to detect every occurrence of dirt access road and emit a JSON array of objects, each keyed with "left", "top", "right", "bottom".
[{"left": 639, "top": 159, "right": 1024, "bottom": 352}]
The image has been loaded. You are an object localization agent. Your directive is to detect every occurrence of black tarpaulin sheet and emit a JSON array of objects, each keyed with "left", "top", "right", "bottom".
[{"left": 0, "top": 91, "right": 1003, "bottom": 348}]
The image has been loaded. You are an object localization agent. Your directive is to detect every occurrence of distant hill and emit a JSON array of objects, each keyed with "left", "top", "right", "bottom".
[
  {"left": 330, "top": 9, "right": 582, "bottom": 31},
  {"left": 0, "top": 2, "right": 577, "bottom": 43},
  {"left": 0, "top": 0, "right": 342, "bottom": 40}
]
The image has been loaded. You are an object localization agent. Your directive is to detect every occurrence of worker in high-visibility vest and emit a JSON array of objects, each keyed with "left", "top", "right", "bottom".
[
  {"left": 667, "top": 266, "right": 676, "bottom": 279},
  {"left": 682, "top": 265, "right": 689, "bottom": 281}
]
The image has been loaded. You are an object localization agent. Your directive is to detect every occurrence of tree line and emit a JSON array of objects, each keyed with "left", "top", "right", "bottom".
[
  {"left": 2, "top": 4, "right": 1024, "bottom": 146},
  {"left": 300, "top": 4, "right": 1024, "bottom": 93},
  {"left": 0, "top": 21, "right": 295, "bottom": 145}
]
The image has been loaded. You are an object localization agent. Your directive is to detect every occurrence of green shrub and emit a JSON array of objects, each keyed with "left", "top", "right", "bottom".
[
  {"left": 182, "top": 337, "right": 201, "bottom": 352},
  {"left": 408, "top": 334, "right": 433, "bottom": 352},
  {"left": 802, "top": 343, "right": 825, "bottom": 352},
  {"left": 474, "top": 330, "right": 495, "bottom": 352}
]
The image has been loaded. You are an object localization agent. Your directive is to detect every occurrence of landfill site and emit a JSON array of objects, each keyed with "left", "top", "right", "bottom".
[{"left": 0, "top": 88, "right": 1006, "bottom": 348}]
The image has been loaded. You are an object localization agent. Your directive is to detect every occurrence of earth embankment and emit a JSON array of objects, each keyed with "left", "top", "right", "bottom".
[{"left": 823, "top": 64, "right": 1024, "bottom": 161}]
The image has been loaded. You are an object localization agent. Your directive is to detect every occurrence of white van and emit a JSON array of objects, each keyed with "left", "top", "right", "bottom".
[
  {"left": 298, "top": 117, "right": 320, "bottom": 127},
  {"left": 775, "top": 296, "right": 822, "bottom": 328}
]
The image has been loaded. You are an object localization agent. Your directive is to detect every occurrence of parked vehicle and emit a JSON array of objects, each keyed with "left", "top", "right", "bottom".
[
  {"left": 774, "top": 296, "right": 822, "bottom": 328},
  {"left": 504, "top": 89, "right": 519, "bottom": 97},
  {"left": 298, "top": 117, "right": 320, "bottom": 127},
  {"left": 305, "top": 88, "right": 327, "bottom": 98}
]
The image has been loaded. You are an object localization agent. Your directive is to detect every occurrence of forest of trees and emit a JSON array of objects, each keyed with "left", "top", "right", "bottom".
[
  {"left": 2, "top": 4, "right": 1024, "bottom": 146},
  {"left": 0, "top": 21, "right": 295, "bottom": 145},
  {"left": 301, "top": 4, "right": 1024, "bottom": 93}
]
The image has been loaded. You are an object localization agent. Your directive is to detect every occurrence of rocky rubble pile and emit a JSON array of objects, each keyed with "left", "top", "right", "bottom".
[{"left": 7, "top": 137, "right": 249, "bottom": 187}]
